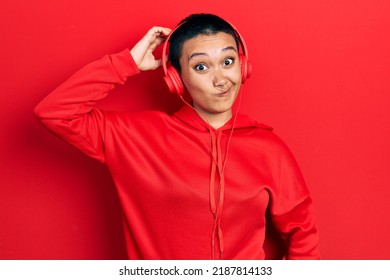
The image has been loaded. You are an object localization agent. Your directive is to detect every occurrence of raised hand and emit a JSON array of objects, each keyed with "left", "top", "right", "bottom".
[{"left": 130, "top": 26, "right": 172, "bottom": 71}]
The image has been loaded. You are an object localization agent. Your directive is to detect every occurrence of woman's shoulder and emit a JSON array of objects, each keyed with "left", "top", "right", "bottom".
[
  {"left": 102, "top": 110, "right": 175, "bottom": 132},
  {"left": 104, "top": 109, "right": 170, "bottom": 121},
  {"left": 239, "top": 114, "right": 294, "bottom": 155}
]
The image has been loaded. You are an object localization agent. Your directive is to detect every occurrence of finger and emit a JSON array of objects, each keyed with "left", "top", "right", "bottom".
[
  {"left": 154, "top": 58, "right": 162, "bottom": 69},
  {"left": 155, "top": 26, "right": 172, "bottom": 36},
  {"left": 148, "top": 29, "right": 171, "bottom": 51},
  {"left": 148, "top": 37, "right": 165, "bottom": 52},
  {"left": 154, "top": 35, "right": 168, "bottom": 47},
  {"left": 146, "top": 26, "right": 172, "bottom": 39}
]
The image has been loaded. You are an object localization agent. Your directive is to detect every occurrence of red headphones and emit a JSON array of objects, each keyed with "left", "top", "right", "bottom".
[{"left": 161, "top": 22, "right": 252, "bottom": 96}]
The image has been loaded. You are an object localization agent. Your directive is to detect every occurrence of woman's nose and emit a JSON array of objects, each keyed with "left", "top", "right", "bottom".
[{"left": 212, "top": 69, "right": 227, "bottom": 88}]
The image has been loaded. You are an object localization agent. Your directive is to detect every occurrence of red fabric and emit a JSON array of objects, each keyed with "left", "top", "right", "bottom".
[{"left": 34, "top": 49, "right": 320, "bottom": 260}]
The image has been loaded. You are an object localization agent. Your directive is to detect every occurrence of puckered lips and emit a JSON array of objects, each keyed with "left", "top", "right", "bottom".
[{"left": 214, "top": 87, "right": 232, "bottom": 98}]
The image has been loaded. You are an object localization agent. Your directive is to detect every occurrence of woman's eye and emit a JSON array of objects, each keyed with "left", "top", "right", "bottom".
[
  {"left": 223, "top": 58, "right": 234, "bottom": 66},
  {"left": 194, "top": 64, "right": 208, "bottom": 71}
]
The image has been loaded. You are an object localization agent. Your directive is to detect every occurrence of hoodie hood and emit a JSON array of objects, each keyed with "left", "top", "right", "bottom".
[{"left": 174, "top": 105, "right": 273, "bottom": 132}]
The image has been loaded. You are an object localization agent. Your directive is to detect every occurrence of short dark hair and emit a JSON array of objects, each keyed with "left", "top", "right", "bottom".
[{"left": 169, "top": 13, "right": 241, "bottom": 73}]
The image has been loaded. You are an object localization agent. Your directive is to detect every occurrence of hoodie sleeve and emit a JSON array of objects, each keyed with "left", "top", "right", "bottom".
[
  {"left": 267, "top": 137, "right": 320, "bottom": 259},
  {"left": 33, "top": 49, "right": 140, "bottom": 163}
]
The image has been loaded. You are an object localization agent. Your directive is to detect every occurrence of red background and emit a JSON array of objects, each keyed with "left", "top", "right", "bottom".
[{"left": 1, "top": 0, "right": 389, "bottom": 259}]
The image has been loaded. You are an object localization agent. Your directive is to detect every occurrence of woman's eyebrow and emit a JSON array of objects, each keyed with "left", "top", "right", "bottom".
[{"left": 188, "top": 46, "right": 238, "bottom": 61}]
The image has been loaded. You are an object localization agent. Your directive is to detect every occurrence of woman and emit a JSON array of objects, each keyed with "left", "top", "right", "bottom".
[{"left": 34, "top": 13, "right": 320, "bottom": 259}]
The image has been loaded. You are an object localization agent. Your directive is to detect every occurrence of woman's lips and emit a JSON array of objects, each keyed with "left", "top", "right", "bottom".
[{"left": 216, "top": 88, "right": 231, "bottom": 97}]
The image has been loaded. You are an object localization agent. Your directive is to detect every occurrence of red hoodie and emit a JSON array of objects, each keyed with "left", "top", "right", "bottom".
[{"left": 34, "top": 49, "right": 320, "bottom": 260}]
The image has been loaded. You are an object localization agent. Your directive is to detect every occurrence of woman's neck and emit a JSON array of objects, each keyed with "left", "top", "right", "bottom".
[{"left": 194, "top": 107, "right": 232, "bottom": 129}]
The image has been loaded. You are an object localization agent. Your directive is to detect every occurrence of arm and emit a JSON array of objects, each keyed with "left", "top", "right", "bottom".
[
  {"left": 271, "top": 197, "right": 320, "bottom": 259},
  {"left": 268, "top": 139, "right": 320, "bottom": 259},
  {"left": 34, "top": 27, "right": 171, "bottom": 162}
]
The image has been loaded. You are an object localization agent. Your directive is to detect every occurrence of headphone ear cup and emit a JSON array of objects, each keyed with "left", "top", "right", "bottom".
[
  {"left": 239, "top": 54, "right": 252, "bottom": 84},
  {"left": 164, "top": 66, "right": 185, "bottom": 96}
]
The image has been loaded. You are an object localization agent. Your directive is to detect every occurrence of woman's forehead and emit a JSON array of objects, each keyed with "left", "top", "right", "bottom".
[{"left": 181, "top": 33, "right": 237, "bottom": 56}]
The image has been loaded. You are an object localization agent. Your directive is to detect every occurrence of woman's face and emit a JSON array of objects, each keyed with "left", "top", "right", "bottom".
[{"left": 179, "top": 32, "right": 242, "bottom": 124}]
